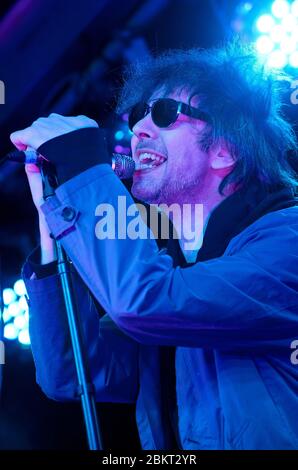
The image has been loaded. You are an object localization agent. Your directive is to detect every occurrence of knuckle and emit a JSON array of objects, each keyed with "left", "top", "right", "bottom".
[
  {"left": 32, "top": 117, "right": 46, "bottom": 126},
  {"left": 77, "top": 115, "right": 95, "bottom": 123},
  {"left": 10, "top": 131, "right": 17, "bottom": 139},
  {"left": 86, "top": 118, "right": 98, "bottom": 127}
]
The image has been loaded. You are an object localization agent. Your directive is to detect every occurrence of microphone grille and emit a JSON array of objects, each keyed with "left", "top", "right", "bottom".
[{"left": 112, "top": 154, "right": 135, "bottom": 179}]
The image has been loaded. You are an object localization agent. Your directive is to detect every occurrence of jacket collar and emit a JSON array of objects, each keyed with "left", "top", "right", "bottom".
[{"left": 165, "top": 182, "right": 298, "bottom": 266}]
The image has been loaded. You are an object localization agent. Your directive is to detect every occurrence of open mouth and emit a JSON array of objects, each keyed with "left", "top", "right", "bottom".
[{"left": 135, "top": 152, "right": 167, "bottom": 172}]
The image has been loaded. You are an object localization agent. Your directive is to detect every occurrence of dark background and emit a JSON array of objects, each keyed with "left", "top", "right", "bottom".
[{"left": 0, "top": 0, "right": 297, "bottom": 449}]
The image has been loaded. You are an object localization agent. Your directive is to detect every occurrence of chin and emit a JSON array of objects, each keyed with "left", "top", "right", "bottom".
[{"left": 131, "top": 183, "right": 160, "bottom": 204}]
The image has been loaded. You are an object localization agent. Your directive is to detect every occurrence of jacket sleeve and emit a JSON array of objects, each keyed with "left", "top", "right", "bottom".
[
  {"left": 41, "top": 164, "right": 298, "bottom": 352},
  {"left": 23, "top": 256, "right": 139, "bottom": 403}
]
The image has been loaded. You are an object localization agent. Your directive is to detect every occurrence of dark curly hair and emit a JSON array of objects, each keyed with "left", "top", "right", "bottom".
[{"left": 117, "top": 41, "right": 298, "bottom": 194}]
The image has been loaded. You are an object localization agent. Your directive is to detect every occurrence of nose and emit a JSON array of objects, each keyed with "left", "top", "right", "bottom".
[{"left": 132, "top": 112, "right": 159, "bottom": 140}]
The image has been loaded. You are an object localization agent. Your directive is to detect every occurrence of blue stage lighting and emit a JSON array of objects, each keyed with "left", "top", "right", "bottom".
[
  {"left": 256, "top": 35, "right": 274, "bottom": 54},
  {"left": 2, "top": 307, "right": 12, "bottom": 324},
  {"left": 18, "top": 295, "right": 28, "bottom": 312},
  {"left": 4, "top": 323, "right": 18, "bottom": 340},
  {"left": 272, "top": 0, "right": 290, "bottom": 18},
  {"left": 18, "top": 329, "right": 30, "bottom": 346},
  {"left": 292, "top": 0, "right": 298, "bottom": 15},
  {"left": 267, "top": 49, "right": 288, "bottom": 67},
  {"left": 14, "top": 314, "right": 27, "bottom": 330},
  {"left": 7, "top": 301, "right": 21, "bottom": 317},
  {"left": 281, "top": 13, "right": 297, "bottom": 30},
  {"left": 269, "top": 24, "right": 288, "bottom": 43},
  {"left": 3, "top": 288, "right": 16, "bottom": 306},
  {"left": 114, "top": 130, "right": 125, "bottom": 141},
  {"left": 13, "top": 279, "right": 27, "bottom": 297},
  {"left": 289, "top": 50, "right": 298, "bottom": 66},
  {"left": 2, "top": 280, "right": 31, "bottom": 346},
  {"left": 280, "top": 36, "right": 297, "bottom": 53},
  {"left": 254, "top": 1, "right": 298, "bottom": 68},
  {"left": 256, "top": 14, "right": 276, "bottom": 33}
]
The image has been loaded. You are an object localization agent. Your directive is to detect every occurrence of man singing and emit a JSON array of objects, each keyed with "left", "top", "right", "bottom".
[{"left": 12, "top": 43, "right": 298, "bottom": 449}]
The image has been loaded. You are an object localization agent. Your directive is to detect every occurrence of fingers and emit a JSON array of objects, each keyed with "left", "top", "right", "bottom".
[
  {"left": 25, "top": 164, "right": 44, "bottom": 209},
  {"left": 10, "top": 114, "right": 99, "bottom": 150},
  {"left": 10, "top": 126, "right": 33, "bottom": 150},
  {"left": 48, "top": 113, "right": 98, "bottom": 128},
  {"left": 25, "top": 163, "right": 41, "bottom": 174}
]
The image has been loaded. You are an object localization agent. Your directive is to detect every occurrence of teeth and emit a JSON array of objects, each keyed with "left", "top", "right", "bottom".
[
  {"left": 139, "top": 153, "right": 159, "bottom": 162},
  {"left": 138, "top": 152, "right": 166, "bottom": 169}
]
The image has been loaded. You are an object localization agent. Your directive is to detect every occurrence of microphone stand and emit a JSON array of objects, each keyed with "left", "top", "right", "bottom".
[{"left": 40, "top": 161, "right": 103, "bottom": 450}]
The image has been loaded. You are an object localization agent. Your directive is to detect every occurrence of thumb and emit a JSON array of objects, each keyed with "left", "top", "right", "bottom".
[{"left": 24, "top": 146, "right": 41, "bottom": 175}]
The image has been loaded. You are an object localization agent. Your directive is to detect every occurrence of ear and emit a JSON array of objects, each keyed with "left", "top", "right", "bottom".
[{"left": 209, "top": 140, "right": 234, "bottom": 172}]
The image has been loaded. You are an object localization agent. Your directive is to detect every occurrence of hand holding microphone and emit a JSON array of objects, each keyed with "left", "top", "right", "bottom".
[
  {"left": 9, "top": 113, "right": 135, "bottom": 210},
  {"left": 9, "top": 114, "right": 102, "bottom": 210},
  {"left": 9, "top": 113, "right": 135, "bottom": 264},
  {"left": 10, "top": 113, "right": 107, "bottom": 182},
  {"left": 10, "top": 113, "right": 99, "bottom": 151}
]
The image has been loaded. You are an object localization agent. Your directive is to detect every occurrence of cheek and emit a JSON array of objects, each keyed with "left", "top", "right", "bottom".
[
  {"left": 131, "top": 134, "right": 137, "bottom": 144},
  {"left": 130, "top": 136, "right": 138, "bottom": 155}
]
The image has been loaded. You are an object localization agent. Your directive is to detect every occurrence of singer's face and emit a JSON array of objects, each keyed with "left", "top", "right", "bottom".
[{"left": 130, "top": 89, "right": 211, "bottom": 205}]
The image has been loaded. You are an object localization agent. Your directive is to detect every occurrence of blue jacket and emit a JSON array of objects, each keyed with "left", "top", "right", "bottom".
[{"left": 23, "top": 157, "right": 298, "bottom": 450}]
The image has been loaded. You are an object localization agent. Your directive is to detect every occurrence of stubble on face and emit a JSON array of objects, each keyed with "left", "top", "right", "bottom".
[
  {"left": 131, "top": 90, "right": 210, "bottom": 206},
  {"left": 132, "top": 170, "right": 204, "bottom": 205}
]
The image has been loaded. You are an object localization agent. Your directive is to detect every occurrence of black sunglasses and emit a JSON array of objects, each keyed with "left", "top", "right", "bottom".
[{"left": 128, "top": 98, "right": 210, "bottom": 131}]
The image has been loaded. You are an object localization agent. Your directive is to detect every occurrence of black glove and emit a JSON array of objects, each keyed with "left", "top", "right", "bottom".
[{"left": 37, "top": 127, "right": 111, "bottom": 184}]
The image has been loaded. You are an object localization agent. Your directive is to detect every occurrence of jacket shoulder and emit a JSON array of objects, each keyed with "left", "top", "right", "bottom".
[{"left": 226, "top": 206, "right": 298, "bottom": 255}]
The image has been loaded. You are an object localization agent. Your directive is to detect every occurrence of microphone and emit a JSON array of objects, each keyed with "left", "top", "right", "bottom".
[{"left": 4, "top": 150, "right": 135, "bottom": 179}]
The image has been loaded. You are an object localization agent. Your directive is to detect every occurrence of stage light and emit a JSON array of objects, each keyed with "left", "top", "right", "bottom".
[
  {"left": 289, "top": 50, "right": 298, "bottom": 66},
  {"left": 18, "top": 329, "right": 30, "bottom": 346},
  {"left": 272, "top": 0, "right": 290, "bottom": 18},
  {"left": 291, "top": 27, "right": 298, "bottom": 41},
  {"left": 14, "top": 314, "right": 27, "bottom": 330},
  {"left": 114, "top": 130, "right": 125, "bottom": 141},
  {"left": 269, "top": 24, "right": 288, "bottom": 42},
  {"left": 254, "top": 1, "right": 298, "bottom": 68},
  {"left": 7, "top": 301, "right": 21, "bottom": 317},
  {"left": 267, "top": 49, "right": 288, "bottom": 67},
  {"left": 281, "top": 13, "right": 297, "bottom": 30},
  {"left": 114, "top": 144, "right": 131, "bottom": 154},
  {"left": 2, "top": 307, "right": 11, "bottom": 324},
  {"left": 256, "top": 14, "right": 276, "bottom": 33},
  {"left": 13, "top": 279, "right": 27, "bottom": 297},
  {"left": 256, "top": 35, "right": 274, "bottom": 54},
  {"left": 114, "top": 144, "right": 124, "bottom": 153},
  {"left": 4, "top": 323, "right": 18, "bottom": 340},
  {"left": 18, "top": 295, "right": 28, "bottom": 311},
  {"left": 2, "top": 279, "right": 31, "bottom": 346},
  {"left": 292, "top": 0, "right": 298, "bottom": 15},
  {"left": 280, "top": 36, "right": 297, "bottom": 54},
  {"left": 3, "top": 288, "right": 16, "bottom": 306},
  {"left": 243, "top": 2, "right": 253, "bottom": 12}
]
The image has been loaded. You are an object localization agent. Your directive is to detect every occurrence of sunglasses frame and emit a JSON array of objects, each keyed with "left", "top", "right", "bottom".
[{"left": 128, "top": 98, "right": 210, "bottom": 131}]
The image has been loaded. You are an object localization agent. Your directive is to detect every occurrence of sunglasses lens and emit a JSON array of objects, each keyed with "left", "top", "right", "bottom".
[
  {"left": 152, "top": 99, "right": 178, "bottom": 127},
  {"left": 128, "top": 102, "right": 148, "bottom": 131},
  {"left": 128, "top": 99, "right": 179, "bottom": 130}
]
